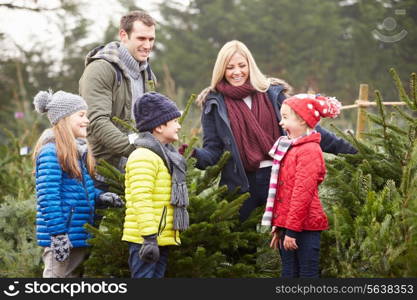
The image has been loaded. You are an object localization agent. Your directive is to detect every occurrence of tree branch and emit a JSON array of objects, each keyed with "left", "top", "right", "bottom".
[{"left": 0, "top": 3, "right": 60, "bottom": 12}]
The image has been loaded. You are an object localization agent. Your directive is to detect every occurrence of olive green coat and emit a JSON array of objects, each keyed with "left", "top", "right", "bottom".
[{"left": 79, "top": 41, "right": 155, "bottom": 168}]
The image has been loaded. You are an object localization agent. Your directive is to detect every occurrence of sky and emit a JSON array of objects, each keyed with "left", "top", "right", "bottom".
[{"left": 0, "top": 0, "right": 168, "bottom": 59}]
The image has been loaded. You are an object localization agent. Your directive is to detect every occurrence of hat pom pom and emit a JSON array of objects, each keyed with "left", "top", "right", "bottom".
[
  {"left": 316, "top": 95, "right": 341, "bottom": 118},
  {"left": 326, "top": 97, "right": 341, "bottom": 118},
  {"left": 33, "top": 90, "right": 53, "bottom": 113}
]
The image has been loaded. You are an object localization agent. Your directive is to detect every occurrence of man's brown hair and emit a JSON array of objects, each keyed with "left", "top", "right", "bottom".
[{"left": 120, "top": 10, "right": 156, "bottom": 37}]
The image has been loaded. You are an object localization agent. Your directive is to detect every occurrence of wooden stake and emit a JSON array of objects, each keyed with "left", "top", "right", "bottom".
[{"left": 355, "top": 84, "right": 369, "bottom": 139}]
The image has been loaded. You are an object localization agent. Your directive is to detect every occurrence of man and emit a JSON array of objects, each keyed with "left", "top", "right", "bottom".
[{"left": 79, "top": 10, "right": 156, "bottom": 185}]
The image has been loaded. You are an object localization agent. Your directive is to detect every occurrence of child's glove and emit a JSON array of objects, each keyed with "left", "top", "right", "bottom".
[
  {"left": 51, "top": 233, "right": 72, "bottom": 262},
  {"left": 98, "top": 192, "right": 124, "bottom": 208},
  {"left": 139, "top": 234, "right": 159, "bottom": 264}
]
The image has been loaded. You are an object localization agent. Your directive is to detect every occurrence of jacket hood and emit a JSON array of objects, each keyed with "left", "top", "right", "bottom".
[
  {"left": 37, "top": 128, "right": 55, "bottom": 146},
  {"left": 85, "top": 41, "right": 146, "bottom": 79},
  {"left": 268, "top": 77, "right": 293, "bottom": 95}
]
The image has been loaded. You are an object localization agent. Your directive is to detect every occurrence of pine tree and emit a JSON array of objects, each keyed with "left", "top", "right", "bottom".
[
  {"left": 0, "top": 130, "right": 35, "bottom": 203},
  {"left": 0, "top": 130, "right": 42, "bottom": 277},
  {"left": 320, "top": 69, "right": 417, "bottom": 277},
  {"left": 165, "top": 153, "right": 276, "bottom": 278}
]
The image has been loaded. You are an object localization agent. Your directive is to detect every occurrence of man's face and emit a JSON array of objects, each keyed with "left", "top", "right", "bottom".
[{"left": 120, "top": 21, "right": 155, "bottom": 62}]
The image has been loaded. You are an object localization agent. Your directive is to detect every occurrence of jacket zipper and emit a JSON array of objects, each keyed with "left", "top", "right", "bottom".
[
  {"left": 80, "top": 165, "right": 94, "bottom": 224},
  {"left": 157, "top": 206, "right": 167, "bottom": 236},
  {"left": 66, "top": 207, "right": 74, "bottom": 228}
]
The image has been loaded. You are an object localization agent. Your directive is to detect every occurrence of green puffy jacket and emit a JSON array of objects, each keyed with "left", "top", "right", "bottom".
[{"left": 79, "top": 41, "right": 156, "bottom": 168}]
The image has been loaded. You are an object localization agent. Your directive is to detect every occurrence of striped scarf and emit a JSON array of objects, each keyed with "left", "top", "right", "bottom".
[{"left": 261, "top": 136, "right": 293, "bottom": 226}]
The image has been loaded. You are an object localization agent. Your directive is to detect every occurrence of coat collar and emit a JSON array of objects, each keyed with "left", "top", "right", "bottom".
[{"left": 292, "top": 132, "right": 321, "bottom": 146}]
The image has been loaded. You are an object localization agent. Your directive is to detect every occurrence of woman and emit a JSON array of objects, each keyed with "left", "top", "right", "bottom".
[{"left": 192, "top": 40, "right": 355, "bottom": 222}]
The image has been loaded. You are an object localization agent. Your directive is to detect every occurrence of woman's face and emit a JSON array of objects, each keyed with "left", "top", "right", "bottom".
[{"left": 224, "top": 52, "right": 249, "bottom": 86}]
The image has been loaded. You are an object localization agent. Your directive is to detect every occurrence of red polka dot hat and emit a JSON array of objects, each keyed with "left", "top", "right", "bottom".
[{"left": 283, "top": 94, "right": 341, "bottom": 128}]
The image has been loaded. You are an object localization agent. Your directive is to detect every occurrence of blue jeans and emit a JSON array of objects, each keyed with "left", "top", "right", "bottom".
[
  {"left": 128, "top": 242, "right": 169, "bottom": 278},
  {"left": 239, "top": 167, "right": 271, "bottom": 222},
  {"left": 279, "top": 230, "right": 321, "bottom": 278}
]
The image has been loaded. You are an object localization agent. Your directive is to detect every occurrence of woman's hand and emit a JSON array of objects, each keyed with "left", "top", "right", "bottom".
[{"left": 283, "top": 235, "right": 298, "bottom": 251}]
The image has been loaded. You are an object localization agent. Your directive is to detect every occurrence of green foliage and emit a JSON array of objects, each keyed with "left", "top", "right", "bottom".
[
  {"left": 83, "top": 207, "right": 129, "bottom": 277},
  {"left": 0, "top": 123, "right": 43, "bottom": 277},
  {"left": 321, "top": 70, "right": 417, "bottom": 277},
  {"left": 0, "top": 196, "right": 42, "bottom": 277},
  {"left": 179, "top": 94, "right": 196, "bottom": 126},
  {"left": 0, "top": 129, "right": 35, "bottom": 204},
  {"left": 83, "top": 158, "right": 129, "bottom": 277}
]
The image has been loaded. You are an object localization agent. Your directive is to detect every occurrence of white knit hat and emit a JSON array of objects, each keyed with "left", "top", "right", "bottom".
[{"left": 33, "top": 90, "right": 88, "bottom": 125}]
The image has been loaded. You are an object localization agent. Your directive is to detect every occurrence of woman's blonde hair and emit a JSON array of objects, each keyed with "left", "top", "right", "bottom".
[
  {"left": 196, "top": 40, "right": 270, "bottom": 106},
  {"left": 32, "top": 117, "right": 96, "bottom": 180},
  {"left": 212, "top": 40, "right": 270, "bottom": 91}
]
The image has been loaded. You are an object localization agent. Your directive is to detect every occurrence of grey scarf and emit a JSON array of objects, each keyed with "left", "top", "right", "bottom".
[
  {"left": 76, "top": 138, "right": 88, "bottom": 161},
  {"left": 119, "top": 44, "right": 148, "bottom": 120},
  {"left": 134, "top": 132, "right": 189, "bottom": 231}
]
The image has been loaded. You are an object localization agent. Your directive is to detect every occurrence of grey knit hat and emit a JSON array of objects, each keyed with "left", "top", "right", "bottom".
[{"left": 33, "top": 90, "right": 88, "bottom": 125}]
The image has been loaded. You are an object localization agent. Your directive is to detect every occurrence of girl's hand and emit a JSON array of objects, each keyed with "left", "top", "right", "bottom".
[
  {"left": 283, "top": 235, "right": 298, "bottom": 251},
  {"left": 270, "top": 226, "right": 280, "bottom": 249}
]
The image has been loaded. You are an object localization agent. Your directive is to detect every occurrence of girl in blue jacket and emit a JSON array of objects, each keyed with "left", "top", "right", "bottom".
[{"left": 33, "top": 90, "right": 123, "bottom": 278}]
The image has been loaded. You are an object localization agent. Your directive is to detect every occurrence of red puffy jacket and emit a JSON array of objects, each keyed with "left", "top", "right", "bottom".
[{"left": 272, "top": 132, "right": 329, "bottom": 232}]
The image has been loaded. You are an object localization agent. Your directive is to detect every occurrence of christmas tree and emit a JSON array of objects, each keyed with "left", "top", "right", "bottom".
[{"left": 320, "top": 69, "right": 417, "bottom": 277}]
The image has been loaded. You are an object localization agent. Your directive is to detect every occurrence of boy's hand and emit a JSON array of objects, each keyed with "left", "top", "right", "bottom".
[
  {"left": 139, "top": 234, "right": 159, "bottom": 264},
  {"left": 283, "top": 235, "right": 298, "bottom": 251}
]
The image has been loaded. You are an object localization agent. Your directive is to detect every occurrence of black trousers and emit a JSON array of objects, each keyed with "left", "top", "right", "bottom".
[{"left": 239, "top": 166, "right": 271, "bottom": 222}]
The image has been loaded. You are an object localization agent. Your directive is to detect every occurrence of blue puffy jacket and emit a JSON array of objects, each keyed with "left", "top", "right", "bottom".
[
  {"left": 194, "top": 84, "right": 357, "bottom": 193},
  {"left": 35, "top": 142, "right": 102, "bottom": 247}
]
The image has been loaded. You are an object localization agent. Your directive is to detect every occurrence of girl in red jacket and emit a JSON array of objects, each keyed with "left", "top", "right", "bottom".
[{"left": 261, "top": 93, "right": 341, "bottom": 277}]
